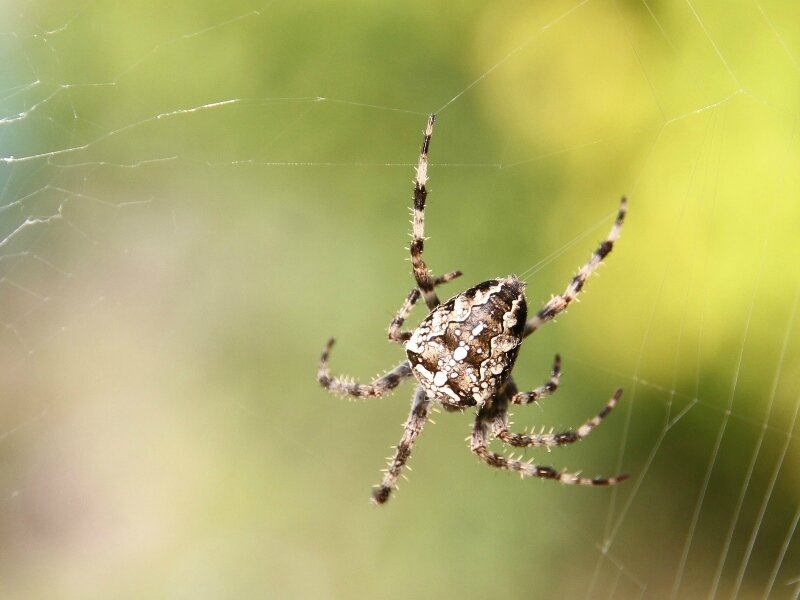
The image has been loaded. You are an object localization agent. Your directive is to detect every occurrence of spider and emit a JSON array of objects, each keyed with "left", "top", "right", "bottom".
[{"left": 318, "top": 115, "right": 629, "bottom": 504}]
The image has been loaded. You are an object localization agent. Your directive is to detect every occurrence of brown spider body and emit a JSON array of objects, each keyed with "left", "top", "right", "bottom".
[
  {"left": 406, "top": 277, "right": 527, "bottom": 408},
  {"left": 317, "top": 114, "right": 629, "bottom": 504}
]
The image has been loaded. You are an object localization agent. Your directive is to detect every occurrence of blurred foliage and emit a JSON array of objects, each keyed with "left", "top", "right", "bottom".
[{"left": 1, "top": 0, "right": 800, "bottom": 598}]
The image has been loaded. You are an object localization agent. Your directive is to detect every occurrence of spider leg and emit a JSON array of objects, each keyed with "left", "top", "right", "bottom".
[
  {"left": 410, "top": 114, "right": 441, "bottom": 311},
  {"left": 508, "top": 354, "right": 562, "bottom": 405},
  {"left": 470, "top": 402, "right": 628, "bottom": 486},
  {"left": 317, "top": 338, "right": 412, "bottom": 398},
  {"left": 388, "top": 269, "right": 462, "bottom": 344},
  {"left": 494, "top": 388, "right": 623, "bottom": 449},
  {"left": 432, "top": 269, "right": 463, "bottom": 288},
  {"left": 523, "top": 198, "right": 627, "bottom": 338},
  {"left": 372, "top": 387, "right": 431, "bottom": 504}
]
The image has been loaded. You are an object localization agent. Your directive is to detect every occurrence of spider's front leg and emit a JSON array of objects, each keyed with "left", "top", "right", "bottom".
[
  {"left": 471, "top": 404, "right": 628, "bottom": 486},
  {"left": 388, "top": 270, "right": 462, "bottom": 344},
  {"left": 317, "top": 339, "right": 412, "bottom": 398},
  {"left": 372, "top": 387, "right": 431, "bottom": 504},
  {"left": 523, "top": 198, "right": 627, "bottom": 338},
  {"left": 410, "top": 114, "right": 442, "bottom": 311}
]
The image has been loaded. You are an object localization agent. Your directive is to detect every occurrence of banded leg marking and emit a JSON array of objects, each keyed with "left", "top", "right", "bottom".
[
  {"left": 495, "top": 388, "right": 623, "bottom": 449},
  {"left": 509, "top": 354, "right": 562, "bottom": 405},
  {"left": 372, "top": 387, "right": 430, "bottom": 504},
  {"left": 524, "top": 198, "right": 627, "bottom": 338},
  {"left": 410, "top": 114, "right": 440, "bottom": 311},
  {"left": 318, "top": 338, "right": 412, "bottom": 398},
  {"left": 471, "top": 405, "right": 628, "bottom": 487},
  {"left": 388, "top": 269, "right": 462, "bottom": 344}
]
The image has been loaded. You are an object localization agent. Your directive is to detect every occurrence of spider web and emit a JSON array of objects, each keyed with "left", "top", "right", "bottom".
[{"left": 1, "top": 1, "right": 799, "bottom": 598}]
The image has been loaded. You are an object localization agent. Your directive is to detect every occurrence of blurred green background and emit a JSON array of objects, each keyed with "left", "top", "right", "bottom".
[{"left": 1, "top": 1, "right": 799, "bottom": 598}]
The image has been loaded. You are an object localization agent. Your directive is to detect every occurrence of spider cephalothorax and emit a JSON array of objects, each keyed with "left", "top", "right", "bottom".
[
  {"left": 406, "top": 277, "right": 527, "bottom": 408},
  {"left": 318, "top": 114, "right": 629, "bottom": 505}
]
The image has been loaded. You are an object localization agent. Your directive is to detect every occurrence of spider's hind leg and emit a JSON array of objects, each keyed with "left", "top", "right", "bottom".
[
  {"left": 494, "top": 388, "right": 623, "bottom": 449},
  {"left": 317, "top": 339, "right": 412, "bottom": 398},
  {"left": 372, "top": 387, "right": 431, "bottom": 504},
  {"left": 471, "top": 403, "right": 628, "bottom": 486},
  {"left": 508, "top": 354, "right": 562, "bottom": 405}
]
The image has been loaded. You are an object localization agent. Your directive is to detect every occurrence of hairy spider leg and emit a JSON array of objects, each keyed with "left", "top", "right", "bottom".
[
  {"left": 493, "top": 386, "right": 623, "bottom": 449},
  {"left": 388, "top": 288, "right": 421, "bottom": 344},
  {"left": 410, "top": 114, "right": 441, "bottom": 311},
  {"left": 372, "top": 387, "right": 431, "bottom": 504},
  {"left": 388, "top": 270, "right": 462, "bottom": 344},
  {"left": 471, "top": 404, "right": 629, "bottom": 486},
  {"left": 318, "top": 338, "right": 412, "bottom": 398},
  {"left": 523, "top": 197, "right": 627, "bottom": 338},
  {"left": 508, "top": 354, "right": 562, "bottom": 405}
]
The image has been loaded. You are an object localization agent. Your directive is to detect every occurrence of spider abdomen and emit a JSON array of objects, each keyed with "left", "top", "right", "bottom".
[{"left": 405, "top": 276, "right": 527, "bottom": 407}]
